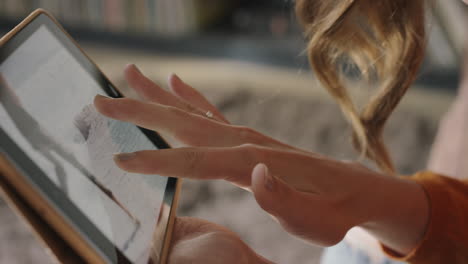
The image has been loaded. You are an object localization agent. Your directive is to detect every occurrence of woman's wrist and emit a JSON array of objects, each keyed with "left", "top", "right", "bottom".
[
  {"left": 251, "top": 254, "right": 275, "bottom": 264},
  {"left": 356, "top": 174, "right": 430, "bottom": 256}
]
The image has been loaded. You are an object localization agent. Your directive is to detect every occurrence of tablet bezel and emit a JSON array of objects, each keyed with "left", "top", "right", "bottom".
[{"left": 0, "top": 9, "right": 180, "bottom": 264}]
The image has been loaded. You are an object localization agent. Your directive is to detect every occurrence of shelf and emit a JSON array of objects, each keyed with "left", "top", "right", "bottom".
[{"left": 0, "top": 18, "right": 460, "bottom": 91}]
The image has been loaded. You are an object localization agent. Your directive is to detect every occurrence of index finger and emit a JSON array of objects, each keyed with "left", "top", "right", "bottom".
[
  {"left": 113, "top": 146, "right": 257, "bottom": 188},
  {"left": 113, "top": 145, "right": 327, "bottom": 194},
  {"left": 93, "top": 95, "right": 242, "bottom": 147}
]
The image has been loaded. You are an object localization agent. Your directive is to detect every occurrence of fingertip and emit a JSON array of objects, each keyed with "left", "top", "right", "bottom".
[
  {"left": 168, "top": 73, "right": 183, "bottom": 91},
  {"left": 167, "top": 73, "right": 175, "bottom": 88},
  {"left": 94, "top": 94, "right": 108, "bottom": 101},
  {"left": 93, "top": 94, "right": 114, "bottom": 116},
  {"left": 251, "top": 163, "right": 279, "bottom": 212},
  {"left": 112, "top": 150, "right": 163, "bottom": 175},
  {"left": 113, "top": 152, "right": 137, "bottom": 162},
  {"left": 126, "top": 64, "right": 146, "bottom": 84},
  {"left": 113, "top": 152, "right": 137, "bottom": 172},
  {"left": 93, "top": 94, "right": 110, "bottom": 108},
  {"left": 171, "top": 73, "right": 182, "bottom": 83},
  {"left": 124, "top": 63, "right": 134, "bottom": 71},
  {"left": 125, "top": 63, "right": 141, "bottom": 74},
  {"left": 94, "top": 96, "right": 139, "bottom": 120},
  {"left": 251, "top": 163, "right": 268, "bottom": 189}
]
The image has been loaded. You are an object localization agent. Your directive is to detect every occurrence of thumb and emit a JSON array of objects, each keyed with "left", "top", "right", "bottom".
[
  {"left": 250, "top": 163, "right": 347, "bottom": 246},
  {"left": 251, "top": 163, "right": 294, "bottom": 216}
]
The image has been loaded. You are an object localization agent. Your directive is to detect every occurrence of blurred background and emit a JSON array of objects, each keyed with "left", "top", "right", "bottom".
[{"left": 0, "top": 0, "right": 466, "bottom": 263}]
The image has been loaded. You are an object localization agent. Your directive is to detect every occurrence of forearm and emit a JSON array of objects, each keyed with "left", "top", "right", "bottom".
[
  {"left": 351, "top": 170, "right": 468, "bottom": 264},
  {"left": 356, "top": 174, "right": 430, "bottom": 256},
  {"left": 357, "top": 41, "right": 468, "bottom": 260},
  {"left": 251, "top": 255, "right": 275, "bottom": 264}
]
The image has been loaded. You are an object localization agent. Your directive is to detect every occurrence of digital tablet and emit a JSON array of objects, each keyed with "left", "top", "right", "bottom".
[{"left": 0, "top": 9, "right": 180, "bottom": 264}]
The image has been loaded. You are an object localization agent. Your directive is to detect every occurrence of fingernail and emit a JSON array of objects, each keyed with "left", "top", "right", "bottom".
[
  {"left": 127, "top": 63, "right": 141, "bottom": 74},
  {"left": 95, "top": 94, "right": 111, "bottom": 100},
  {"left": 133, "top": 64, "right": 142, "bottom": 74},
  {"left": 261, "top": 164, "right": 275, "bottom": 191},
  {"left": 113, "top": 152, "right": 136, "bottom": 161},
  {"left": 171, "top": 73, "right": 183, "bottom": 84}
]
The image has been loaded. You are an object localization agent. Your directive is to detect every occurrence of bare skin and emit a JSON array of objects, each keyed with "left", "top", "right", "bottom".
[
  {"left": 95, "top": 1, "right": 467, "bottom": 261},
  {"left": 168, "top": 217, "right": 273, "bottom": 264},
  {"left": 92, "top": 64, "right": 431, "bottom": 263}
]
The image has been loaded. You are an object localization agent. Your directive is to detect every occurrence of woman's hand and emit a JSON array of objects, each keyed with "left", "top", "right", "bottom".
[
  {"left": 94, "top": 65, "right": 429, "bottom": 252},
  {"left": 167, "top": 217, "right": 272, "bottom": 264}
]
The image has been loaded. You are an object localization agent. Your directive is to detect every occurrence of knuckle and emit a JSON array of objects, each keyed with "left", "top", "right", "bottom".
[
  {"left": 182, "top": 102, "right": 198, "bottom": 113},
  {"left": 238, "top": 143, "right": 266, "bottom": 163},
  {"left": 181, "top": 149, "right": 204, "bottom": 173}
]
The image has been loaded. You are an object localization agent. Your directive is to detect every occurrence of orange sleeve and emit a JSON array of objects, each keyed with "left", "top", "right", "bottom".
[{"left": 381, "top": 171, "right": 468, "bottom": 263}]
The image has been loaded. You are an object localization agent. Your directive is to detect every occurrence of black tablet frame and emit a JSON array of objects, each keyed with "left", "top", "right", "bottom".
[{"left": 0, "top": 9, "right": 178, "bottom": 264}]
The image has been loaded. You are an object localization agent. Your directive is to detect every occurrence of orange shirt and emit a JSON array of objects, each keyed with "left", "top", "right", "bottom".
[{"left": 382, "top": 171, "right": 468, "bottom": 263}]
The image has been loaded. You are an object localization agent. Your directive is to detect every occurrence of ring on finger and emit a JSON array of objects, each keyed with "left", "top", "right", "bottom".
[{"left": 205, "top": 110, "right": 214, "bottom": 119}]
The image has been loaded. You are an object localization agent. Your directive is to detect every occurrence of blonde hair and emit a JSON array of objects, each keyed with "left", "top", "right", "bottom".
[{"left": 295, "top": 0, "right": 427, "bottom": 174}]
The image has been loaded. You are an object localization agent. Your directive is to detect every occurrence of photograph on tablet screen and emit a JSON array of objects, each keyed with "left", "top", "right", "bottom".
[{"left": 0, "top": 24, "right": 168, "bottom": 263}]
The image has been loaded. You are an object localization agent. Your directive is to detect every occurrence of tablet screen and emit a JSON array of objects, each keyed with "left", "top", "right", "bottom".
[{"left": 0, "top": 15, "right": 172, "bottom": 264}]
